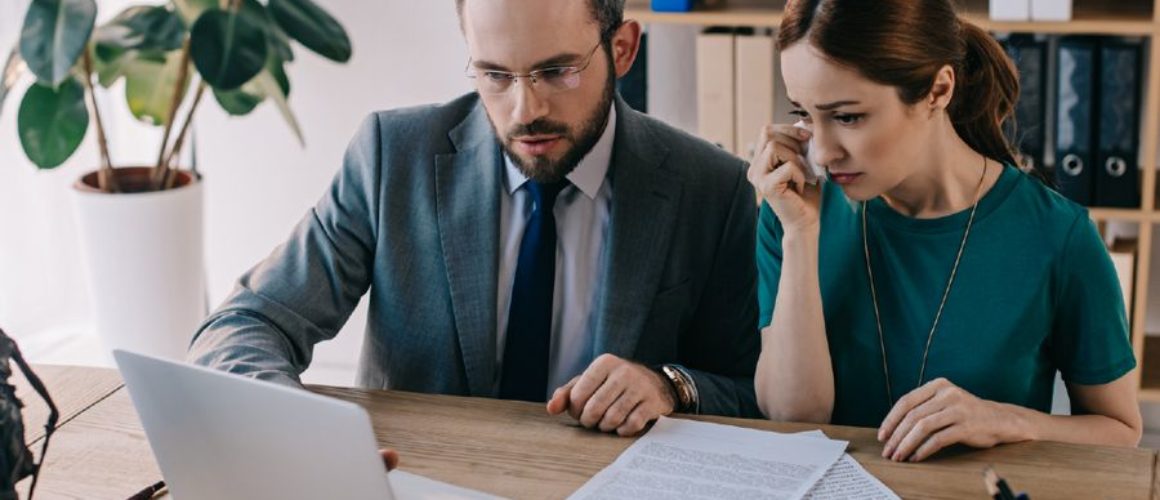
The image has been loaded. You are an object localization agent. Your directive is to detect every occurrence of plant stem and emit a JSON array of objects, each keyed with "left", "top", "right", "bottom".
[
  {"left": 81, "top": 49, "right": 116, "bottom": 193},
  {"left": 152, "top": 39, "right": 193, "bottom": 190},
  {"left": 162, "top": 81, "right": 207, "bottom": 189}
]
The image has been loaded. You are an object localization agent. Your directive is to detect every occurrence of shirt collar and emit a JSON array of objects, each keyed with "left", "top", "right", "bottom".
[{"left": 503, "top": 104, "right": 616, "bottom": 200}]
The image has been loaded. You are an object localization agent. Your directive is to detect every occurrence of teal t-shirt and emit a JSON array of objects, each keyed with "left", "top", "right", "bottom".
[{"left": 757, "top": 165, "right": 1137, "bottom": 428}]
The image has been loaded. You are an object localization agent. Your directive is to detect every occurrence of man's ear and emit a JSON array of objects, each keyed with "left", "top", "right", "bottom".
[{"left": 610, "top": 20, "right": 643, "bottom": 79}]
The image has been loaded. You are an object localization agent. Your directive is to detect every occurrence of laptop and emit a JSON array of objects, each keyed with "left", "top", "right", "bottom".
[{"left": 113, "top": 349, "right": 498, "bottom": 500}]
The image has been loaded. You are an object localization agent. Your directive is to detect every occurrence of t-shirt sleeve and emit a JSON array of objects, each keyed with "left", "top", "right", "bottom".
[
  {"left": 757, "top": 202, "right": 785, "bottom": 329},
  {"left": 1052, "top": 212, "right": 1137, "bottom": 385}
]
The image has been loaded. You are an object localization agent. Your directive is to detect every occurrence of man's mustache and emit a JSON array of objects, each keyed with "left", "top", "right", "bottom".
[{"left": 507, "top": 119, "right": 569, "bottom": 139}]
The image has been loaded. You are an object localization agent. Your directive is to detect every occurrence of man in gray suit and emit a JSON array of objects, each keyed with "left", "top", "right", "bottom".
[{"left": 189, "top": 0, "right": 760, "bottom": 438}]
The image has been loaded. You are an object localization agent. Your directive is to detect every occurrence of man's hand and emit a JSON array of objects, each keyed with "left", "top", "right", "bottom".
[{"left": 545, "top": 354, "right": 677, "bottom": 437}]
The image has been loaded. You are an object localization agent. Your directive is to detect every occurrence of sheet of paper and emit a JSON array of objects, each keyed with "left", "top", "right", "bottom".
[
  {"left": 388, "top": 470, "right": 502, "bottom": 500},
  {"left": 791, "top": 431, "right": 899, "bottom": 500},
  {"left": 803, "top": 455, "right": 899, "bottom": 500},
  {"left": 568, "top": 417, "right": 847, "bottom": 500}
]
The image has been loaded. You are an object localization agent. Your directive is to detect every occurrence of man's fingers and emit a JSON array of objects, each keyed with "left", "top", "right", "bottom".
[
  {"left": 546, "top": 377, "right": 579, "bottom": 415},
  {"left": 616, "top": 406, "right": 654, "bottom": 437},
  {"left": 568, "top": 356, "right": 616, "bottom": 420},
  {"left": 580, "top": 378, "right": 626, "bottom": 428},
  {"left": 598, "top": 391, "right": 641, "bottom": 433}
]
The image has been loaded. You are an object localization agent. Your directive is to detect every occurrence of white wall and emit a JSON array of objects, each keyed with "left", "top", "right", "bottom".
[{"left": 0, "top": 0, "right": 469, "bottom": 384}]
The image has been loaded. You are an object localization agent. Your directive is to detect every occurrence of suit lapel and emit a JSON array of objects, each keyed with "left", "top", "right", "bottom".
[
  {"left": 435, "top": 102, "right": 501, "bottom": 397},
  {"left": 593, "top": 99, "right": 681, "bottom": 359}
]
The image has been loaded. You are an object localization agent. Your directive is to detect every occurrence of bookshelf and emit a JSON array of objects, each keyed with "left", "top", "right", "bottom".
[{"left": 625, "top": 0, "right": 1160, "bottom": 401}]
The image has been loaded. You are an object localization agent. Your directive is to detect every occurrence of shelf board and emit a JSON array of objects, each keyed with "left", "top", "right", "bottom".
[
  {"left": 626, "top": 0, "right": 779, "bottom": 27},
  {"left": 1138, "top": 388, "right": 1160, "bottom": 402},
  {"left": 1089, "top": 207, "right": 1153, "bottom": 222},
  {"left": 626, "top": 0, "right": 1158, "bottom": 35}
]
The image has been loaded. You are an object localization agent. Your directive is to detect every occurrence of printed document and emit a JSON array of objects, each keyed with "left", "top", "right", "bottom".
[{"left": 568, "top": 417, "right": 847, "bottom": 499}]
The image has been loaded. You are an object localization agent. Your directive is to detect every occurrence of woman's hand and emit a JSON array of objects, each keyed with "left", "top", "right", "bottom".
[
  {"left": 746, "top": 124, "right": 822, "bottom": 235},
  {"left": 878, "top": 378, "right": 1031, "bottom": 462}
]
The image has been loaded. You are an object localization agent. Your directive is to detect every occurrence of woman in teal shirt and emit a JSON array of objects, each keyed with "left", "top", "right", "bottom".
[{"left": 750, "top": 0, "right": 1142, "bottom": 462}]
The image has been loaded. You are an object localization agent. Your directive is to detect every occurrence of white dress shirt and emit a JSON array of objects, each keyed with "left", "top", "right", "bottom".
[{"left": 495, "top": 105, "right": 616, "bottom": 398}]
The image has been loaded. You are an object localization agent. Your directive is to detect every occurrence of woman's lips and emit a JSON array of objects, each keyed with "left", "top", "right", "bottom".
[{"left": 828, "top": 172, "right": 862, "bottom": 185}]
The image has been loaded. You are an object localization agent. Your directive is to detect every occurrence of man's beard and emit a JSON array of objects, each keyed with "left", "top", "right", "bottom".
[{"left": 497, "top": 61, "right": 616, "bottom": 184}]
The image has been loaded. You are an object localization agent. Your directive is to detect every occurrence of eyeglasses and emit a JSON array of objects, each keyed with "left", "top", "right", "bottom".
[{"left": 465, "top": 41, "right": 603, "bottom": 95}]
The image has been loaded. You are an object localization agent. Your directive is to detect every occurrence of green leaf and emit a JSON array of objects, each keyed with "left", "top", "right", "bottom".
[
  {"left": 92, "top": 44, "right": 135, "bottom": 88},
  {"left": 252, "top": 70, "right": 302, "bottom": 146},
  {"left": 190, "top": 8, "right": 268, "bottom": 91},
  {"left": 18, "top": 78, "right": 89, "bottom": 169},
  {"left": 268, "top": 0, "right": 350, "bottom": 63},
  {"left": 172, "top": 0, "right": 219, "bottom": 26},
  {"left": 93, "top": 5, "right": 186, "bottom": 52},
  {"left": 20, "top": 0, "right": 98, "bottom": 87},
  {"left": 213, "top": 85, "right": 263, "bottom": 115},
  {"left": 266, "top": 18, "right": 295, "bottom": 63},
  {"left": 124, "top": 50, "right": 190, "bottom": 126},
  {"left": 211, "top": 45, "right": 289, "bottom": 117},
  {"left": 1, "top": 49, "right": 27, "bottom": 117},
  {"left": 266, "top": 53, "right": 290, "bottom": 97},
  {"left": 233, "top": 0, "right": 294, "bottom": 63}
]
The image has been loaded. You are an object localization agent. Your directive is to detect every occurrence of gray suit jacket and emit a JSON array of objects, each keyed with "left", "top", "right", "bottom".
[{"left": 189, "top": 93, "right": 760, "bottom": 417}]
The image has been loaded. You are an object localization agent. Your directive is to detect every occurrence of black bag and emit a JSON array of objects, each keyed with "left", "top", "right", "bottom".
[{"left": 0, "top": 327, "right": 58, "bottom": 500}]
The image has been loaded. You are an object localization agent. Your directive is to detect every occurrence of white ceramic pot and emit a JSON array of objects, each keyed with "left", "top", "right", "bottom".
[{"left": 72, "top": 167, "right": 206, "bottom": 361}]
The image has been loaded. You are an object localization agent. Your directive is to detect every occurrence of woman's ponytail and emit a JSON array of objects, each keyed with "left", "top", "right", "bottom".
[{"left": 953, "top": 23, "right": 1051, "bottom": 184}]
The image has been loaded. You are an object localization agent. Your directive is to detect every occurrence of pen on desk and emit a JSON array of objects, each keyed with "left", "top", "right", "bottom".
[
  {"left": 983, "top": 467, "right": 1018, "bottom": 500},
  {"left": 127, "top": 480, "right": 166, "bottom": 500}
]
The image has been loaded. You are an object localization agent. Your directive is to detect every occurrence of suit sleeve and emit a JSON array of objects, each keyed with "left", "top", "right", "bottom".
[
  {"left": 679, "top": 160, "right": 762, "bottom": 417},
  {"left": 186, "top": 114, "right": 384, "bottom": 386}
]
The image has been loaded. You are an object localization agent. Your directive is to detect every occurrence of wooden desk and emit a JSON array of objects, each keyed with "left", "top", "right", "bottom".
[
  {"left": 16, "top": 367, "right": 1160, "bottom": 499},
  {"left": 11, "top": 364, "right": 123, "bottom": 443}
]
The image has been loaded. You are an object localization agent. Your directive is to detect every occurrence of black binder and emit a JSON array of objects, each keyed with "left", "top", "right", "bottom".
[
  {"left": 1055, "top": 37, "right": 1098, "bottom": 206},
  {"left": 1094, "top": 38, "right": 1143, "bottom": 208},
  {"left": 618, "top": 32, "right": 648, "bottom": 113},
  {"left": 1002, "top": 35, "right": 1048, "bottom": 176}
]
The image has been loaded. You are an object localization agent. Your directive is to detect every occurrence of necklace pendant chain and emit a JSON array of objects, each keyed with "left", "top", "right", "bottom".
[{"left": 863, "top": 158, "right": 989, "bottom": 405}]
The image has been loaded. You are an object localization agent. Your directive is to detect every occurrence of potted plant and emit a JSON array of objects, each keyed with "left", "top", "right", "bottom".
[{"left": 0, "top": 0, "right": 351, "bottom": 360}]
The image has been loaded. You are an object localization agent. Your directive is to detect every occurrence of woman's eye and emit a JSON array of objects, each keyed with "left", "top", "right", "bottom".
[
  {"left": 789, "top": 110, "right": 812, "bottom": 123},
  {"left": 834, "top": 113, "right": 864, "bottom": 125}
]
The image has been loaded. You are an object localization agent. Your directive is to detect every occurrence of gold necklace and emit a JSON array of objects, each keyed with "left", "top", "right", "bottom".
[{"left": 862, "top": 157, "right": 988, "bottom": 405}]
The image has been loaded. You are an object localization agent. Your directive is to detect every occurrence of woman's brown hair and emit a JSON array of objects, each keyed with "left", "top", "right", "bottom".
[{"left": 777, "top": 0, "right": 1051, "bottom": 184}]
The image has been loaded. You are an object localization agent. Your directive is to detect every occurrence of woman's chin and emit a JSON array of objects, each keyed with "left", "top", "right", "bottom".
[{"left": 836, "top": 184, "right": 875, "bottom": 202}]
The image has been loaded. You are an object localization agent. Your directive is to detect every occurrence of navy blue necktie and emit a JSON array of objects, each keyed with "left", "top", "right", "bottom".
[{"left": 499, "top": 180, "right": 568, "bottom": 402}]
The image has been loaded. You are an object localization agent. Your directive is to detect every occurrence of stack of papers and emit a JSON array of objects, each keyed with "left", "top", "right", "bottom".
[{"left": 569, "top": 417, "right": 897, "bottom": 500}]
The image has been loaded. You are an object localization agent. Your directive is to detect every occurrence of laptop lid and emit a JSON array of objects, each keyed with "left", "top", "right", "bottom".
[{"left": 113, "top": 349, "right": 395, "bottom": 500}]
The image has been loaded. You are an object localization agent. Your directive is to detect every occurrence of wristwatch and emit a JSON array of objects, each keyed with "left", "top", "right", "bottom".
[{"left": 657, "top": 364, "right": 699, "bottom": 414}]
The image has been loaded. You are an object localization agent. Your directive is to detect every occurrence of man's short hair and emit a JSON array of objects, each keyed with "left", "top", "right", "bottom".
[{"left": 454, "top": 0, "right": 625, "bottom": 45}]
